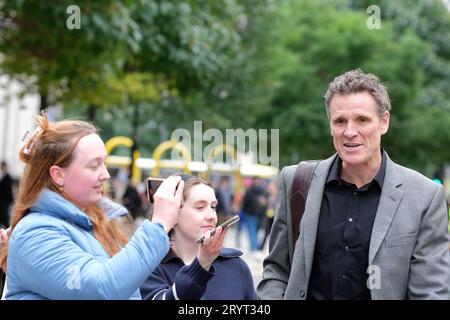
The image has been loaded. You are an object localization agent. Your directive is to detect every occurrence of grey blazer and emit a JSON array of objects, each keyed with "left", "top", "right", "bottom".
[{"left": 257, "top": 153, "right": 450, "bottom": 300}]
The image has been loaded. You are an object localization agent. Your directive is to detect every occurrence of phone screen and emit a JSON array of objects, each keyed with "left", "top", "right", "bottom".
[
  {"left": 147, "top": 178, "right": 164, "bottom": 204},
  {"left": 195, "top": 215, "right": 240, "bottom": 244},
  {"left": 146, "top": 174, "right": 192, "bottom": 204}
]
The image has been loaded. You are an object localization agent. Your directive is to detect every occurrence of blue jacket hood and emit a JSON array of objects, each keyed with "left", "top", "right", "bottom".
[
  {"left": 30, "top": 189, "right": 129, "bottom": 231},
  {"left": 31, "top": 189, "right": 92, "bottom": 230}
]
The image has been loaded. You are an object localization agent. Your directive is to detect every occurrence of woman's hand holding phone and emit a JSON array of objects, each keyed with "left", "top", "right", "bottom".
[
  {"left": 151, "top": 176, "right": 184, "bottom": 234},
  {"left": 195, "top": 215, "right": 239, "bottom": 244},
  {"left": 197, "top": 226, "right": 228, "bottom": 271}
]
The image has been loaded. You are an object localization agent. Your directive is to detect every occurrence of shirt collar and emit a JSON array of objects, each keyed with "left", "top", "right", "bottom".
[{"left": 326, "top": 149, "right": 386, "bottom": 188}]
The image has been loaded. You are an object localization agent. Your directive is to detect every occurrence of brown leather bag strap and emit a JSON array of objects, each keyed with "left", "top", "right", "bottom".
[
  {"left": 290, "top": 160, "right": 319, "bottom": 252},
  {"left": 0, "top": 269, "right": 4, "bottom": 297}
]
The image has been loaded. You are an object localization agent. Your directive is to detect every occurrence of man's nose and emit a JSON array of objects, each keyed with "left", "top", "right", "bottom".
[{"left": 344, "top": 122, "right": 358, "bottom": 137}]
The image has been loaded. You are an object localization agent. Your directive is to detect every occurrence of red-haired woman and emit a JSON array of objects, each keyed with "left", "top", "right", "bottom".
[{"left": 0, "top": 115, "right": 182, "bottom": 299}]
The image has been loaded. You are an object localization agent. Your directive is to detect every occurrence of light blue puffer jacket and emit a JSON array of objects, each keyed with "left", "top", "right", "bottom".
[{"left": 5, "top": 189, "right": 169, "bottom": 300}]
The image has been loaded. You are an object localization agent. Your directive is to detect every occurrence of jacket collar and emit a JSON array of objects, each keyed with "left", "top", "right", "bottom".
[
  {"left": 30, "top": 189, "right": 129, "bottom": 231},
  {"left": 31, "top": 189, "right": 93, "bottom": 230},
  {"left": 368, "top": 152, "right": 403, "bottom": 263}
]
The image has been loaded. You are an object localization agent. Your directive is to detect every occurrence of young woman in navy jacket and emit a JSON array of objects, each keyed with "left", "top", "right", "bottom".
[{"left": 140, "top": 176, "right": 256, "bottom": 300}]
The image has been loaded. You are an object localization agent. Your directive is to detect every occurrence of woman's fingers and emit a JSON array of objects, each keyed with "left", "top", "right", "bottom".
[
  {"left": 151, "top": 176, "right": 183, "bottom": 233},
  {"left": 174, "top": 180, "right": 184, "bottom": 206},
  {"left": 197, "top": 227, "right": 226, "bottom": 271},
  {"left": 155, "top": 175, "right": 181, "bottom": 196},
  {"left": 201, "top": 227, "right": 227, "bottom": 250},
  {"left": 217, "top": 227, "right": 228, "bottom": 244},
  {"left": 0, "top": 228, "right": 8, "bottom": 248}
]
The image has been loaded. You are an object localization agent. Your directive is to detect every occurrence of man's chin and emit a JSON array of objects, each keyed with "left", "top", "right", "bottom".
[{"left": 339, "top": 153, "right": 366, "bottom": 166}]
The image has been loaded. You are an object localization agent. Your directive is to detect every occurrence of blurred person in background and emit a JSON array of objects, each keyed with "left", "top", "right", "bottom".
[
  {"left": 215, "top": 176, "right": 233, "bottom": 224},
  {"left": 241, "top": 177, "right": 268, "bottom": 252},
  {"left": 122, "top": 181, "right": 143, "bottom": 220},
  {"left": 235, "top": 177, "right": 251, "bottom": 248},
  {"left": 0, "top": 161, "right": 14, "bottom": 228},
  {"left": 259, "top": 181, "right": 277, "bottom": 251}
]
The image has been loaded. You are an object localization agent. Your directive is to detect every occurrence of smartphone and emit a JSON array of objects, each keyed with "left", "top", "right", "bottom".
[
  {"left": 147, "top": 177, "right": 164, "bottom": 204},
  {"left": 195, "top": 215, "right": 240, "bottom": 244},
  {"left": 147, "top": 174, "right": 191, "bottom": 204}
]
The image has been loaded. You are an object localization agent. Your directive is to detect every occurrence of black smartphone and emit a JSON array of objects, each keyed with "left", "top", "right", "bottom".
[
  {"left": 147, "top": 177, "right": 164, "bottom": 204},
  {"left": 146, "top": 174, "right": 192, "bottom": 204},
  {"left": 195, "top": 215, "right": 240, "bottom": 244}
]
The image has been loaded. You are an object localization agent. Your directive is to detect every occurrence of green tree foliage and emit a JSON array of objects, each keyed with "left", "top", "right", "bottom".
[
  {"left": 1, "top": 0, "right": 448, "bottom": 174},
  {"left": 0, "top": 0, "right": 245, "bottom": 107},
  {"left": 348, "top": 0, "right": 450, "bottom": 172},
  {"left": 258, "top": 0, "right": 449, "bottom": 172},
  {"left": 0, "top": 0, "right": 259, "bottom": 156},
  {"left": 0, "top": 1, "right": 133, "bottom": 108}
]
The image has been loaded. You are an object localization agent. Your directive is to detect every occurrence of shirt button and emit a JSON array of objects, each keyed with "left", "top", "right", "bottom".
[
  {"left": 348, "top": 217, "right": 354, "bottom": 223},
  {"left": 339, "top": 182, "right": 342, "bottom": 186},
  {"left": 353, "top": 191, "right": 357, "bottom": 196},
  {"left": 342, "top": 274, "right": 347, "bottom": 279},
  {"left": 299, "top": 290, "right": 305, "bottom": 297},
  {"left": 345, "top": 245, "right": 349, "bottom": 251}
]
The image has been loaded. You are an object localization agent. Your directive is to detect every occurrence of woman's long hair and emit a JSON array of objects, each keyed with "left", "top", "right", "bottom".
[
  {"left": 0, "top": 115, "right": 128, "bottom": 271},
  {"left": 182, "top": 176, "right": 212, "bottom": 200}
]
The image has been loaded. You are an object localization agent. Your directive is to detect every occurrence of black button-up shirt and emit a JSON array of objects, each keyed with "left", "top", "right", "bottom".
[{"left": 307, "top": 151, "right": 386, "bottom": 300}]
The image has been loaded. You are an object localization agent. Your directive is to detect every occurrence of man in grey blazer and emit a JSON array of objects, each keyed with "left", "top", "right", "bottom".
[{"left": 257, "top": 69, "right": 450, "bottom": 300}]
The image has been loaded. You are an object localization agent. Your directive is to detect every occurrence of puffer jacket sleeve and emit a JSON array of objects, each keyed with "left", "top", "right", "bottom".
[
  {"left": 8, "top": 219, "right": 169, "bottom": 300},
  {"left": 140, "top": 258, "right": 215, "bottom": 300}
]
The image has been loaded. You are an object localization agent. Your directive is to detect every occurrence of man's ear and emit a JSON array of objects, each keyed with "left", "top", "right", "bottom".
[
  {"left": 381, "top": 111, "right": 390, "bottom": 135},
  {"left": 49, "top": 165, "right": 65, "bottom": 187}
]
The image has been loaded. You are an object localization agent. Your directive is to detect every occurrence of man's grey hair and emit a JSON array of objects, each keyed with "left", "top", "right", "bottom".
[{"left": 324, "top": 69, "right": 391, "bottom": 118}]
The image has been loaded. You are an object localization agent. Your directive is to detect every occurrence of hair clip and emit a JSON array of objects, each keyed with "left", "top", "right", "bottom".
[{"left": 22, "top": 126, "right": 43, "bottom": 155}]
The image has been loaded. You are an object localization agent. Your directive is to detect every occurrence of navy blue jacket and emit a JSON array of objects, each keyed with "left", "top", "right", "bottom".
[{"left": 140, "top": 247, "right": 256, "bottom": 300}]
